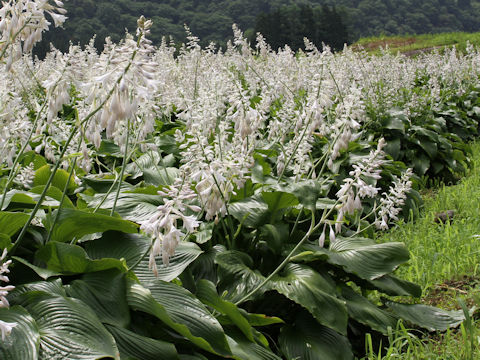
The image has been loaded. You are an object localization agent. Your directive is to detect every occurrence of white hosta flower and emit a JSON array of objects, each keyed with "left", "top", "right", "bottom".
[
  {"left": 0, "top": 249, "right": 16, "bottom": 341},
  {"left": 0, "top": 320, "right": 16, "bottom": 341}
]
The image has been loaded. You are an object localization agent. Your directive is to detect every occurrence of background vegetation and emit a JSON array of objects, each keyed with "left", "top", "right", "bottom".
[{"left": 36, "top": 0, "right": 480, "bottom": 56}]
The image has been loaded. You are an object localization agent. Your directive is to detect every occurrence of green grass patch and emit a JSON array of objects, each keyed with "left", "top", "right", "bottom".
[
  {"left": 353, "top": 32, "right": 480, "bottom": 55},
  {"left": 369, "top": 142, "right": 480, "bottom": 359}
]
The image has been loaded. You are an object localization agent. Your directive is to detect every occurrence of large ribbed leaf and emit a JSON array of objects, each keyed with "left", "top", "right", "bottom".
[
  {"left": 215, "top": 250, "right": 266, "bottom": 303},
  {"left": 126, "top": 151, "right": 178, "bottom": 186},
  {"left": 33, "top": 165, "right": 77, "bottom": 193},
  {"left": 9, "top": 279, "right": 66, "bottom": 304},
  {"left": 340, "top": 286, "right": 398, "bottom": 334},
  {"left": 84, "top": 231, "right": 150, "bottom": 268},
  {"left": 68, "top": 270, "right": 130, "bottom": 328},
  {"left": 0, "top": 306, "right": 40, "bottom": 360},
  {"left": 134, "top": 242, "right": 203, "bottom": 282},
  {"left": 369, "top": 275, "right": 422, "bottom": 297},
  {"left": 269, "top": 263, "right": 348, "bottom": 335},
  {"left": 226, "top": 328, "right": 281, "bottom": 360},
  {"left": 279, "top": 313, "right": 353, "bottom": 360},
  {"left": 386, "top": 301, "right": 465, "bottom": 331},
  {"left": 105, "top": 324, "right": 177, "bottom": 360},
  {"left": 228, "top": 196, "right": 269, "bottom": 228},
  {"left": 80, "top": 192, "right": 163, "bottom": 223},
  {"left": 0, "top": 212, "right": 29, "bottom": 237},
  {"left": 49, "top": 208, "right": 138, "bottom": 243},
  {"left": 36, "top": 242, "right": 128, "bottom": 275},
  {"left": 127, "top": 280, "right": 231, "bottom": 357},
  {"left": 25, "top": 295, "right": 119, "bottom": 359},
  {"left": 196, "top": 279, "right": 257, "bottom": 343},
  {"left": 298, "top": 238, "right": 410, "bottom": 280}
]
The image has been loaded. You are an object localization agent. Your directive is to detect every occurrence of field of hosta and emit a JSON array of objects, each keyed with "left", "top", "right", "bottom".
[{"left": 1, "top": 2, "right": 480, "bottom": 359}]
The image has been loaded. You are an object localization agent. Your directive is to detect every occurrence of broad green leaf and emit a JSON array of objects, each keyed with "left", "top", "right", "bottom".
[
  {"left": 0, "top": 306, "right": 40, "bottom": 360},
  {"left": 98, "top": 140, "right": 123, "bottom": 157},
  {"left": 386, "top": 301, "right": 465, "bottom": 332},
  {"left": 126, "top": 151, "right": 178, "bottom": 186},
  {"left": 9, "top": 279, "right": 66, "bottom": 304},
  {"left": 280, "top": 180, "right": 323, "bottom": 211},
  {"left": 49, "top": 208, "right": 138, "bottom": 243},
  {"left": 215, "top": 251, "right": 266, "bottom": 303},
  {"left": 229, "top": 196, "right": 269, "bottom": 228},
  {"left": 80, "top": 192, "right": 162, "bottom": 223},
  {"left": 227, "top": 328, "right": 281, "bottom": 360},
  {"left": 341, "top": 286, "right": 398, "bottom": 335},
  {"left": 299, "top": 238, "right": 410, "bottom": 281},
  {"left": 127, "top": 280, "right": 231, "bottom": 357},
  {"left": 261, "top": 191, "right": 298, "bottom": 212},
  {"left": 105, "top": 324, "right": 177, "bottom": 360},
  {"left": 134, "top": 241, "right": 203, "bottom": 283},
  {"left": 30, "top": 185, "right": 75, "bottom": 208},
  {"left": 259, "top": 223, "right": 288, "bottom": 254},
  {"left": 36, "top": 242, "right": 128, "bottom": 274},
  {"left": 269, "top": 263, "right": 348, "bottom": 335},
  {"left": 369, "top": 275, "right": 422, "bottom": 297},
  {"left": 0, "top": 212, "right": 29, "bottom": 237},
  {"left": 25, "top": 295, "right": 120, "bottom": 359},
  {"left": 194, "top": 222, "right": 214, "bottom": 244},
  {"left": 12, "top": 256, "right": 62, "bottom": 280},
  {"left": 279, "top": 313, "right": 353, "bottom": 360},
  {"left": 85, "top": 231, "right": 149, "bottom": 268},
  {"left": 33, "top": 165, "right": 77, "bottom": 193},
  {"left": 413, "top": 154, "right": 430, "bottom": 175},
  {"left": 196, "top": 279, "right": 255, "bottom": 342},
  {"left": 68, "top": 269, "right": 130, "bottom": 328}
]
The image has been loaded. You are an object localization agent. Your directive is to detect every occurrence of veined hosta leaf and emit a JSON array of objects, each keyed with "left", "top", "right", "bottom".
[
  {"left": 68, "top": 269, "right": 130, "bottom": 328},
  {"left": 85, "top": 231, "right": 150, "bottom": 268},
  {"left": 80, "top": 192, "right": 162, "bottom": 223},
  {"left": 126, "top": 150, "right": 178, "bottom": 186},
  {"left": 134, "top": 241, "right": 203, "bottom": 283},
  {"left": 369, "top": 274, "right": 422, "bottom": 297},
  {"left": 0, "top": 211, "right": 30, "bottom": 237},
  {"left": 0, "top": 306, "right": 40, "bottom": 360},
  {"left": 226, "top": 328, "right": 281, "bottom": 360},
  {"left": 1, "top": 190, "right": 60, "bottom": 210},
  {"left": 127, "top": 280, "right": 231, "bottom": 357},
  {"left": 48, "top": 208, "right": 138, "bottom": 243},
  {"left": 215, "top": 251, "right": 266, "bottom": 303},
  {"left": 386, "top": 301, "right": 465, "bottom": 332},
  {"left": 340, "top": 286, "right": 398, "bottom": 335},
  {"left": 229, "top": 196, "right": 269, "bottom": 228},
  {"left": 196, "top": 279, "right": 257, "bottom": 343},
  {"left": 269, "top": 263, "right": 348, "bottom": 335},
  {"left": 25, "top": 295, "right": 120, "bottom": 359},
  {"left": 298, "top": 237, "right": 410, "bottom": 280},
  {"left": 36, "top": 242, "right": 128, "bottom": 275},
  {"left": 30, "top": 185, "right": 75, "bottom": 208},
  {"left": 9, "top": 279, "right": 66, "bottom": 305},
  {"left": 33, "top": 165, "right": 77, "bottom": 193},
  {"left": 105, "top": 324, "right": 177, "bottom": 360},
  {"left": 279, "top": 313, "right": 353, "bottom": 360},
  {"left": 12, "top": 256, "right": 62, "bottom": 280}
]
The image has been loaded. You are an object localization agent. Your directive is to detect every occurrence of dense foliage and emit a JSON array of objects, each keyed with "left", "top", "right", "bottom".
[
  {"left": 35, "top": 0, "right": 480, "bottom": 55},
  {"left": 1, "top": 2, "right": 479, "bottom": 359}
]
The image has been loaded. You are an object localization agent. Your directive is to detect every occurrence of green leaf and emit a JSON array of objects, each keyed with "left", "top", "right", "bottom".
[
  {"left": 369, "top": 275, "right": 422, "bottom": 297},
  {"left": 127, "top": 280, "right": 232, "bottom": 357},
  {"left": 0, "top": 306, "right": 40, "bottom": 359},
  {"left": 9, "top": 279, "right": 67, "bottom": 304},
  {"left": 281, "top": 180, "right": 323, "bottom": 211},
  {"left": 269, "top": 263, "right": 348, "bottom": 335},
  {"left": 134, "top": 242, "right": 203, "bottom": 283},
  {"left": 85, "top": 231, "right": 150, "bottom": 268},
  {"left": 279, "top": 313, "right": 353, "bottom": 360},
  {"left": 105, "top": 324, "right": 177, "bottom": 360},
  {"left": 33, "top": 165, "right": 77, "bottom": 193},
  {"left": 386, "top": 302, "right": 465, "bottom": 332},
  {"left": 196, "top": 279, "right": 255, "bottom": 342},
  {"left": 30, "top": 185, "right": 75, "bottom": 208},
  {"left": 261, "top": 191, "right": 298, "bottom": 212},
  {"left": 229, "top": 196, "right": 269, "bottom": 228},
  {"left": 226, "top": 328, "right": 281, "bottom": 360},
  {"left": 126, "top": 151, "right": 178, "bottom": 186},
  {"left": 49, "top": 208, "right": 138, "bottom": 243},
  {"left": 215, "top": 251, "right": 266, "bottom": 303},
  {"left": 299, "top": 238, "right": 410, "bottom": 281},
  {"left": 341, "top": 286, "right": 398, "bottom": 335},
  {"left": 413, "top": 154, "right": 430, "bottom": 175},
  {"left": 68, "top": 269, "right": 130, "bottom": 328},
  {"left": 36, "top": 242, "right": 128, "bottom": 275},
  {"left": 80, "top": 192, "right": 162, "bottom": 223},
  {"left": 25, "top": 295, "right": 120, "bottom": 359},
  {"left": 0, "top": 212, "right": 29, "bottom": 237},
  {"left": 12, "top": 256, "right": 62, "bottom": 280}
]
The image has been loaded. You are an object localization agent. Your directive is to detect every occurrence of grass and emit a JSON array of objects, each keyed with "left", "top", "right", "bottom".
[
  {"left": 352, "top": 32, "right": 480, "bottom": 55},
  {"left": 360, "top": 142, "right": 480, "bottom": 359}
]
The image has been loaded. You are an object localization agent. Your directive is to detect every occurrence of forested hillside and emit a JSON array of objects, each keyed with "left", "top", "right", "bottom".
[{"left": 36, "top": 0, "right": 480, "bottom": 54}]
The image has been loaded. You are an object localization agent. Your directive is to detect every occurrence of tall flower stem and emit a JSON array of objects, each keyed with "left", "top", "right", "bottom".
[{"left": 111, "top": 119, "right": 131, "bottom": 216}]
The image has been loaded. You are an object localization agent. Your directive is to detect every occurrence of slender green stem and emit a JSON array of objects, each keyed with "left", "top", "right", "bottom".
[{"left": 111, "top": 119, "right": 131, "bottom": 216}]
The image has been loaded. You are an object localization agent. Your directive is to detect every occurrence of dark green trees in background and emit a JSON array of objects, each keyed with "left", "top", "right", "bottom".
[
  {"left": 32, "top": 0, "right": 480, "bottom": 58},
  {"left": 253, "top": 4, "right": 349, "bottom": 51}
]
